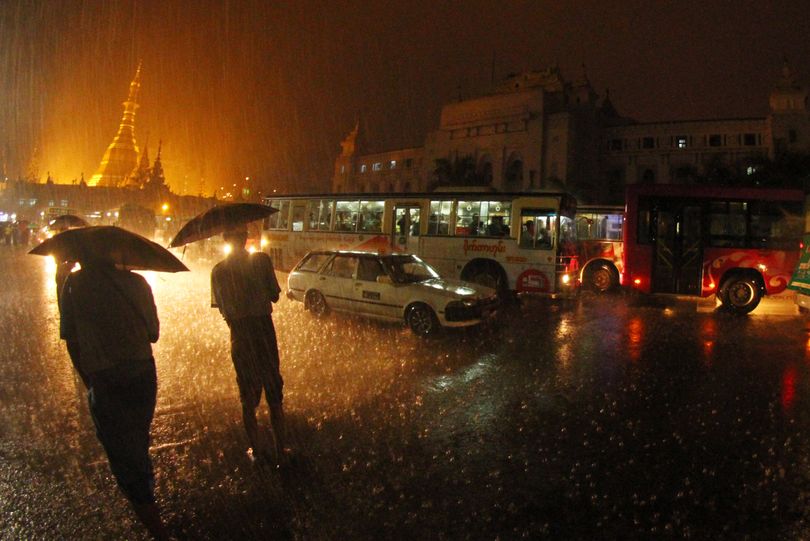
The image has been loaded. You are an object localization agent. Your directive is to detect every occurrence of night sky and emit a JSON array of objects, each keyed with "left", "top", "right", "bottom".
[{"left": 1, "top": 0, "right": 808, "bottom": 196}]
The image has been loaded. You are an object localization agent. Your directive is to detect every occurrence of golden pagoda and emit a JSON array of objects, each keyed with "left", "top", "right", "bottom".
[{"left": 89, "top": 63, "right": 142, "bottom": 187}]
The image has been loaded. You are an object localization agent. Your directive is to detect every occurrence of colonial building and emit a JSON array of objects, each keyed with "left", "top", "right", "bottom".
[
  {"left": 601, "top": 62, "right": 810, "bottom": 193},
  {"left": 333, "top": 61, "right": 810, "bottom": 204}
]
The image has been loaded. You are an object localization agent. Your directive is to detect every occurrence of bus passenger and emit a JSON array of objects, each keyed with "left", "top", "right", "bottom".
[
  {"left": 486, "top": 216, "right": 506, "bottom": 236},
  {"left": 520, "top": 220, "right": 535, "bottom": 247}
]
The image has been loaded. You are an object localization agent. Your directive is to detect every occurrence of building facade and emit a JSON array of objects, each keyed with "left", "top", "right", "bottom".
[{"left": 332, "top": 62, "right": 810, "bottom": 204}]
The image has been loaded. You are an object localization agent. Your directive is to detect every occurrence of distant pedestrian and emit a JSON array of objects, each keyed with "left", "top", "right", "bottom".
[
  {"left": 211, "top": 226, "right": 291, "bottom": 464},
  {"left": 60, "top": 257, "right": 169, "bottom": 540}
]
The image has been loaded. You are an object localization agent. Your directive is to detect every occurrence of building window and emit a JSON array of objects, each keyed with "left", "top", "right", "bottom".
[
  {"left": 709, "top": 134, "right": 722, "bottom": 147},
  {"left": 340, "top": 164, "right": 345, "bottom": 174},
  {"left": 789, "top": 129, "right": 798, "bottom": 143},
  {"left": 48, "top": 200, "right": 54, "bottom": 207},
  {"left": 390, "top": 160, "right": 397, "bottom": 169},
  {"left": 29, "top": 198, "right": 37, "bottom": 206},
  {"left": 504, "top": 158, "right": 523, "bottom": 190},
  {"left": 642, "top": 137, "right": 655, "bottom": 149},
  {"left": 404, "top": 159, "right": 413, "bottom": 168},
  {"left": 360, "top": 164, "right": 367, "bottom": 173},
  {"left": 743, "top": 133, "right": 757, "bottom": 146},
  {"left": 61, "top": 199, "right": 68, "bottom": 207},
  {"left": 372, "top": 162, "right": 382, "bottom": 172},
  {"left": 675, "top": 135, "right": 688, "bottom": 149},
  {"left": 609, "top": 139, "right": 623, "bottom": 151},
  {"left": 747, "top": 166, "right": 756, "bottom": 176}
]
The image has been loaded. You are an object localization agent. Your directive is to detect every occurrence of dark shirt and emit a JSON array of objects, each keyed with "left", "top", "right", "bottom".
[
  {"left": 60, "top": 265, "right": 158, "bottom": 376},
  {"left": 211, "top": 250, "right": 281, "bottom": 321}
]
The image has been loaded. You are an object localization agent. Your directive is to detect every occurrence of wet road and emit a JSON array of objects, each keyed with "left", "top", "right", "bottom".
[{"left": 3, "top": 249, "right": 810, "bottom": 539}]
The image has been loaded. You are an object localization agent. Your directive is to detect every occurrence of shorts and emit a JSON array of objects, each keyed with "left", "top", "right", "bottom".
[{"left": 229, "top": 316, "right": 284, "bottom": 409}]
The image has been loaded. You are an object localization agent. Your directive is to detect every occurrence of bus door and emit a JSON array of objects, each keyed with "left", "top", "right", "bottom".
[
  {"left": 652, "top": 203, "right": 702, "bottom": 295},
  {"left": 392, "top": 205, "right": 421, "bottom": 254}
]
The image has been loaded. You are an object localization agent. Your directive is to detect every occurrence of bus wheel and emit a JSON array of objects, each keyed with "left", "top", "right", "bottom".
[
  {"left": 306, "top": 290, "right": 330, "bottom": 318},
  {"left": 585, "top": 263, "right": 618, "bottom": 293},
  {"left": 720, "top": 275, "right": 762, "bottom": 314},
  {"left": 406, "top": 303, "right": 439, "bottom": 336}
]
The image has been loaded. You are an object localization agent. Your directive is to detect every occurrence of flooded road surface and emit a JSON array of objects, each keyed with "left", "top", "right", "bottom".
[{"left": 3, "top": 250, "right": 810, "bottom": 539}]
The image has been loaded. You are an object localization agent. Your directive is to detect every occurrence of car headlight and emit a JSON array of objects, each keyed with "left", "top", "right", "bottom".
[{"left": 461, "top": 298, "right": 477, "bottom": 307}]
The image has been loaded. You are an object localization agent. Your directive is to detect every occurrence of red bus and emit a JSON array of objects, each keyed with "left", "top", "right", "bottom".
[
  {"left": 576, "top": 205, "right": 624, "bottom": 292},
  {"left": 623, "top": 183, "right": 804, "bottom": 313}
]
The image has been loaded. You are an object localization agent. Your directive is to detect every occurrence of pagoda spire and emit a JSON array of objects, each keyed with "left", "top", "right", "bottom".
[{"left": 89, "top": 62, "right": 143, "bottom": 187}]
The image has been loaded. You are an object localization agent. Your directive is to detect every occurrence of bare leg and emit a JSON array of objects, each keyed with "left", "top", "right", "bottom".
[
  {"left": 269, "top": 403, "right": 288, "bottom": 458},
  {"left": 242, "top": 405, "right": 259, "bottom": 450},
  {"left": 132, "top": 501, "right": 170, "bottom": 541}
]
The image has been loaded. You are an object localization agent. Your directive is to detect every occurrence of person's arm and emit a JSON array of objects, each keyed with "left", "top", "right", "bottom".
[
  {"left": 255, "top": 253, "right": 281, "bottom": 303},
  {"left": 59, "top": 275, "right": 77, "bottom": 341},
  {"left": 141, "top": 279, "right": 160, "bottom": 343},
  {"left": 211, "top": 268, "right": 226, "bottom": 318},
  {"left": 266, "top": 256, "right": 281, "bottom": 303}
]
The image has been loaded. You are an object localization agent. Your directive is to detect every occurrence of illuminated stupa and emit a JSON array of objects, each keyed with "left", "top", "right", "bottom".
[{"left": 89, "top": 64, "right": 142, "bottom": 187}]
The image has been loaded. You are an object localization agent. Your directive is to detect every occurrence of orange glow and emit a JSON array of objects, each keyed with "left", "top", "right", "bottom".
[
  {"left": 707, "top": 282, "right": 715, "bottom": 290},
  {"left": 633, "top": 278, "right": 641, "bottom": 286},
  {"left": 627, "top": 317, "right": 643, "bottom": 363},
  {"left": 782, "top": 364, "right": 797, "bottom": 411}
]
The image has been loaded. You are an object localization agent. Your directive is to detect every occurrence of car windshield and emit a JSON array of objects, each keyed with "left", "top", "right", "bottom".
[{"left": 381, "top": 255, "right": 439, "bottom": 284}]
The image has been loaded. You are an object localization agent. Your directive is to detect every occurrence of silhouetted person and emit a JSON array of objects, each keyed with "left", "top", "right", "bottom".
[
  {"left": 60, "top": 258, "right": 169, "bottom": 540},
  {"left": 211, "top": 227, "right": 290, "bottom": 464}
]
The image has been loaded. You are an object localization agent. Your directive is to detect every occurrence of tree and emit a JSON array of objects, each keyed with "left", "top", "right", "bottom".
[
  {"left": 748, "top": 151, "right": 810, "bottom": 191},
  {"left": 429, "top": 156, "right": 484, "bottom": 191}
]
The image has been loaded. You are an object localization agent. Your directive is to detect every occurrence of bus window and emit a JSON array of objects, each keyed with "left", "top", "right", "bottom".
[
  {"left": 456, "top": 200, "right": 482, "bottom": 236},
  {"left": 577, "top": 210, "right": 623, "bottom": 241},
  {"left": 308, "top": 199, "right": 333, "bottom": 231},
  {"left": 560, "top": 215, "right": 576, "bottom": 254},
  {"left": 359, "top": 200, "right": 384, "bottom": 232},
  {"left": 291, "top": 202, "right": 306, "bottom": 232},
  {"left": 708, "top": 201, "right": 747, "bottom": 247},
  {"left": 318, "top": 200, "right": 333, "bottom": 231},
  {"left": 335, "top": 201, "right": 359, "bottom": 231},
  {"left": 520, "top": 209, "right": 555, "bottom": 249},
  {"left": 750, "top": 201, "right": 803, "bottom": 249},
  {"left": 428, "top": 200, "right": 452, "bottom": 235},
  {"left": 265, "top": 200, "right": 290, "bottom": 230},
  {"left": 482, "top": 200, "right": 512, "bottom": 236}
]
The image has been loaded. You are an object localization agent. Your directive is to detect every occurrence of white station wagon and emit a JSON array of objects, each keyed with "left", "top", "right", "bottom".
[{"left": 287, "top": 250, "right": 498, "bottom": 335}]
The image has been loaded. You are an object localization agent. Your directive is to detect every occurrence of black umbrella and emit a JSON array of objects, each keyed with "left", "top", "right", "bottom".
[
  {"left": 169, "top": 203, "right": 278, "bottom": 248},
  {"left": 30, "top": 226, "right": 189, "bottom": 273},
  {"left": 48, "top": 214, "right": 88, "bottom": 231}
]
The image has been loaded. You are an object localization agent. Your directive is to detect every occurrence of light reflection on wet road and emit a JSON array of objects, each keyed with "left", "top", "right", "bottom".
[{"left": 3, "top": 250, "right": 810, "bottom": 539}]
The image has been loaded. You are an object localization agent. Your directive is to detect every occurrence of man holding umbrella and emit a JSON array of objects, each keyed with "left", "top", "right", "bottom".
[
  {"left": 31, "top": 226, "right": 186, "bottom": 540},
  {"left": 170, "top": 203, "right": 290, "bottom": 464}
]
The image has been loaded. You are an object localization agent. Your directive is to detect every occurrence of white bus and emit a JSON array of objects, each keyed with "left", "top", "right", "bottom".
[{"left": 260, "top": 190, "right": 580, "bottom": 298}]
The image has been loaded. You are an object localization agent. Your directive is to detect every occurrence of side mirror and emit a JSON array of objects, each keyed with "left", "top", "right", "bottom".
[{"left": 376, "top": 275, "right": 393, "bottom": 285}]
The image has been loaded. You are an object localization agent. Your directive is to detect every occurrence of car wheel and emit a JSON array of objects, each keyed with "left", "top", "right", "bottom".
[
  {"left": 586, "top": 263, "right": 618, "bottom": 293},
  {"left": 720, "top": 275, "right": 762, "bottom": 314},
  {"left": 306, "top": 290, "right": 330, "bottom": 318},
  {"left": 406, "top": 304, "right": 439, "bottom": 336}
]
